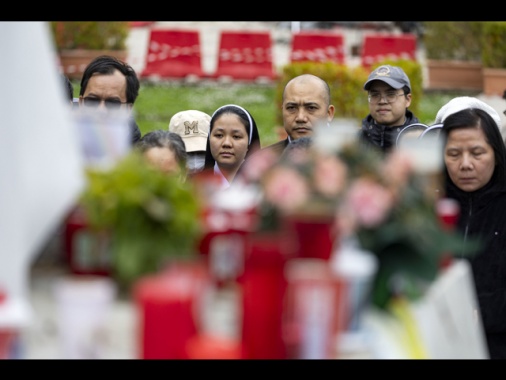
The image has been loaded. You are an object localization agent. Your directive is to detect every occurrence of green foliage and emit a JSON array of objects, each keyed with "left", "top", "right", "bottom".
[
  {"left": 134, "top": 82, "right": 279, "bottom": 146},
  {"left": 79, "top": 151, "right": 202, "bottom": 288},
  {"left": 424, "top": 21, "right": 506, "bottom": 69},
  {"left": 423, "top": 22, "right": 483, "bottom": 61},
  {"left": 358, "top": 188, "right": 480, "bottom": 309},
  {"left": 480, "top": 22, "right": 506, "bottom": 68},
  {"left": 50, "top": 21, "right": 129, "bottom": 51}
]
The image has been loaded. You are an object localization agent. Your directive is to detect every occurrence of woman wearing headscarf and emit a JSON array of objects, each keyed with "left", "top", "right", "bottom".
[
  {"left": 203, "top": 104, "right": 261, "bottom": 189},
  {"left": 439, "top": 96, "right": 506, "bottom": 359}
]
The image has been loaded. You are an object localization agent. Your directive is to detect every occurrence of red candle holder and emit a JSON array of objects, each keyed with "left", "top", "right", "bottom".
[
  {"left": 436, "top": 198, "right": 460, "bottom": 269},
  {"left": 436, "top": 197, "right": 460, "bottom": 230},
  {"left": 281, "top": 214, "right": 338, "bottom": 261},
  {"left": 198, "top": 204, "right": 259, "bottom": 286},
  {"left": 64, "top": 205, "right": 112, "bottom": 277},
  {"left": 238, "top": 231, "right": 289, "bottom": 359},
  {"left": 283, "top": 258, "right": 346, "bottom": 359},
  {"left": 185, "top": 333, "right": 243, "bottom": 359},
  {"left": 133, "top": 260, "right": 209, "bottom": 359},
  {"left": 0, "top": 330, "right": 16, "bottom": 359}
]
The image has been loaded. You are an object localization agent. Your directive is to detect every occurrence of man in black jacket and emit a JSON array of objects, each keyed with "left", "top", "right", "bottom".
[
  {"left": 78, "top": 55, "right": 141, "bottom": 145},
  {"left": 360, "top": 64, "right": 420, "bottom": 154}
]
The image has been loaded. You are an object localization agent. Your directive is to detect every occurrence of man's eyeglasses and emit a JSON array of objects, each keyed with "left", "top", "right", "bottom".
[
  {"left": 368, "top": 91, "right": 405, "bottom": 104},
  {"left": 83, "top": 97, "right": 129, "bottom": 110}
]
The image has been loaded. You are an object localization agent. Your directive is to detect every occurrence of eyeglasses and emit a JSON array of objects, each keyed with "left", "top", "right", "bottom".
[
  {"left": 368, "top": 91, "right": 405, "bottom": 104},
  {"left": 83, "top": 97, "right": 129, "bottom": 110}
]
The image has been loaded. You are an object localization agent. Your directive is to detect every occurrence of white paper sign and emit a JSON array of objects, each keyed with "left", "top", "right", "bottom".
[{"left": 414, "top": 259, "right": 489, "bottom": 359}]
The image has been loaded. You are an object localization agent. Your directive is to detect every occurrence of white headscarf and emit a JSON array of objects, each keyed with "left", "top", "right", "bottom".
[
  {"left": 435, "top": 96, "right": 502, "bottom": 130},
  {"left": 211, "top": 104, "right": 253, "bottom": 145}
]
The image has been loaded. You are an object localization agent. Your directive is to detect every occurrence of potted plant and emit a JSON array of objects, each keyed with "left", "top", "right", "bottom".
[
  {"left": 480, "top": 22, "right": 506, "bottom": 96},
  {"left": 423, "top": 21, "right": 483, "bottom": 92},
  {"left": 78, "top": 150, "right": 203, "bottom": 289},
  {"left": 50, "top": 21, "right": 130, "bottom": 80}
]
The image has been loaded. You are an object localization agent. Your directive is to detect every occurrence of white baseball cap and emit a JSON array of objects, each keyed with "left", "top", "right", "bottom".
[{"left": 168, "top": 110, "right": 211, "bottom": 152}]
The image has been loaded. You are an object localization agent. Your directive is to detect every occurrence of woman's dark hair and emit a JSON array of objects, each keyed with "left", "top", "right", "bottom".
[
  {"left": 136, "top": 130, "right": 188, "bottom": 170},
  {"left": 79, "top": 55, "right": 140, "bottom": 104},
  {"left": 442, "top": 107, "right": 506, "bottom": 188},
  {"left": 204, "top": 104, "right": 261, "bottom": 170}
]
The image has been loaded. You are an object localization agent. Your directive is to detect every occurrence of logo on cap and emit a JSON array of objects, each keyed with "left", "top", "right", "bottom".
[
  {"left": 184, "top": 120, "right": 200, "bottom": 135},
  {"left": 373, "top": 65, "right": 391, "bottom": 78}
]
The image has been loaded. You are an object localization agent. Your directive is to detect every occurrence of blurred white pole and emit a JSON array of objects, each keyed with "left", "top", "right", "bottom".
[
  {"left": 291, "top": 21, "right": 301, "bottom": 34},
  {"left": 0, "top": 22, "right": 85, "bottom": 320}
]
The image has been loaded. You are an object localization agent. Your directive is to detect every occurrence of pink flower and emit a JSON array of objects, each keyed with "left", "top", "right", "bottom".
[
  {"left": 262, "top": 167, "right": 310, "bottom": 213},
  {"left": 241, "top": 149, "right": 278, "bottom": 183},
  {"left": 313, "top": 154, "right": 348, "bottom": 197},
  {"left": 381, "top": 150, "right": 413, "bottom": 196},
  {"left": 343, "top": 177, "right": 395, "bottom": 228}
]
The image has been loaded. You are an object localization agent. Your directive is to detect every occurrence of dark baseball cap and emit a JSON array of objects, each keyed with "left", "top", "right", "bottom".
[{"left": 363, "top": 65, "right": 411, "bottom": 92}]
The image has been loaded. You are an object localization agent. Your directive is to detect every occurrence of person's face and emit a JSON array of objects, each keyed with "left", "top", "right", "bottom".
[
  {"left": 444, "top": 126, "right": 495, "bottom": 192},
  {"left": 367, "top": 81, "right": 411, "bottom": 127},
  {"left": 79, "top": 70, "right": 130, "bottom": 112},
  {"left": 209, "top": 113, "right": 249, "bottom": 170},
  {"left": 282, "top": 81, "right": 334, "bottom": 141},
  {"left": 143, "top": 147, "right": 181, "bottom": 175}
]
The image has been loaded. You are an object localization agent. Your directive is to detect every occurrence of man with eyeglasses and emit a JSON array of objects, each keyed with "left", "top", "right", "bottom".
[
  {"left": 78, "top": 55, "right": 142, "bottom": 144},
  {"left": 360, "top": 64, "right": 420, "bottom": 154}
]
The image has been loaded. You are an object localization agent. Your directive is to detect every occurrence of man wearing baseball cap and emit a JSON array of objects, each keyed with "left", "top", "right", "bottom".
[
  {"left": 169, "top": 110, "right": 211, "bottom": 175},
  {"left": 360, "top": 64, "right": 420, "bottom": 154}
]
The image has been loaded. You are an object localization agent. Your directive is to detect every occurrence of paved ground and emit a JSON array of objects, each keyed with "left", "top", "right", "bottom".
[{"left": 22, "top": 261, "right": 239, "bottom": 359}]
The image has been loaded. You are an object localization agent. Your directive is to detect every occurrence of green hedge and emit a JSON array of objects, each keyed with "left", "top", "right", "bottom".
[
  {"left": 423, "top": 22, "right": 482, "bottom": 62},
  {"left": 50, "top": 21, "right": 129, "bottom": 51},
  {"left": 481, "top": 22, "right": 506, "bottom": 68},
  {"left": 423, "top": 21, "right": 506, "bottom": 69}
]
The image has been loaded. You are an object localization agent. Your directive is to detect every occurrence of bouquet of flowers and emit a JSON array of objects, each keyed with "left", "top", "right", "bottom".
[{"left": 239, "top": 123, "right": 480, "bottom": 310}]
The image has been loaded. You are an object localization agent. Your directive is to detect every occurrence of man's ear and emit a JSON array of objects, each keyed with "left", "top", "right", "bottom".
[{"left": 328, "top": 105, "right": 335, "bottom": 120}]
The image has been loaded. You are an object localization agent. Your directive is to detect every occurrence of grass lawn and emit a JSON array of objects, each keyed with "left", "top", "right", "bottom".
[{"left": 73, "top": 80, "right": 472, "bottom": 148}]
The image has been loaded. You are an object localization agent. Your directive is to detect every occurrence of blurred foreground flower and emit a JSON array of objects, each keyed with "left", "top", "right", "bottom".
[{"left": 240, "top": 129, "right": 480, "bottom": 311}]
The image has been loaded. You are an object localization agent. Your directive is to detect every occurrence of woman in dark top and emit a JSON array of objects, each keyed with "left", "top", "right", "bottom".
[{"left": 440, "top": 100, "right": 506, "bottom": 359}]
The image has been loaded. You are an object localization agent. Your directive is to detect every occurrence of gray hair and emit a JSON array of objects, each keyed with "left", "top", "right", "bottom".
[{"left": 137, "top": 130, "right": 188, "bottom": 170}]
